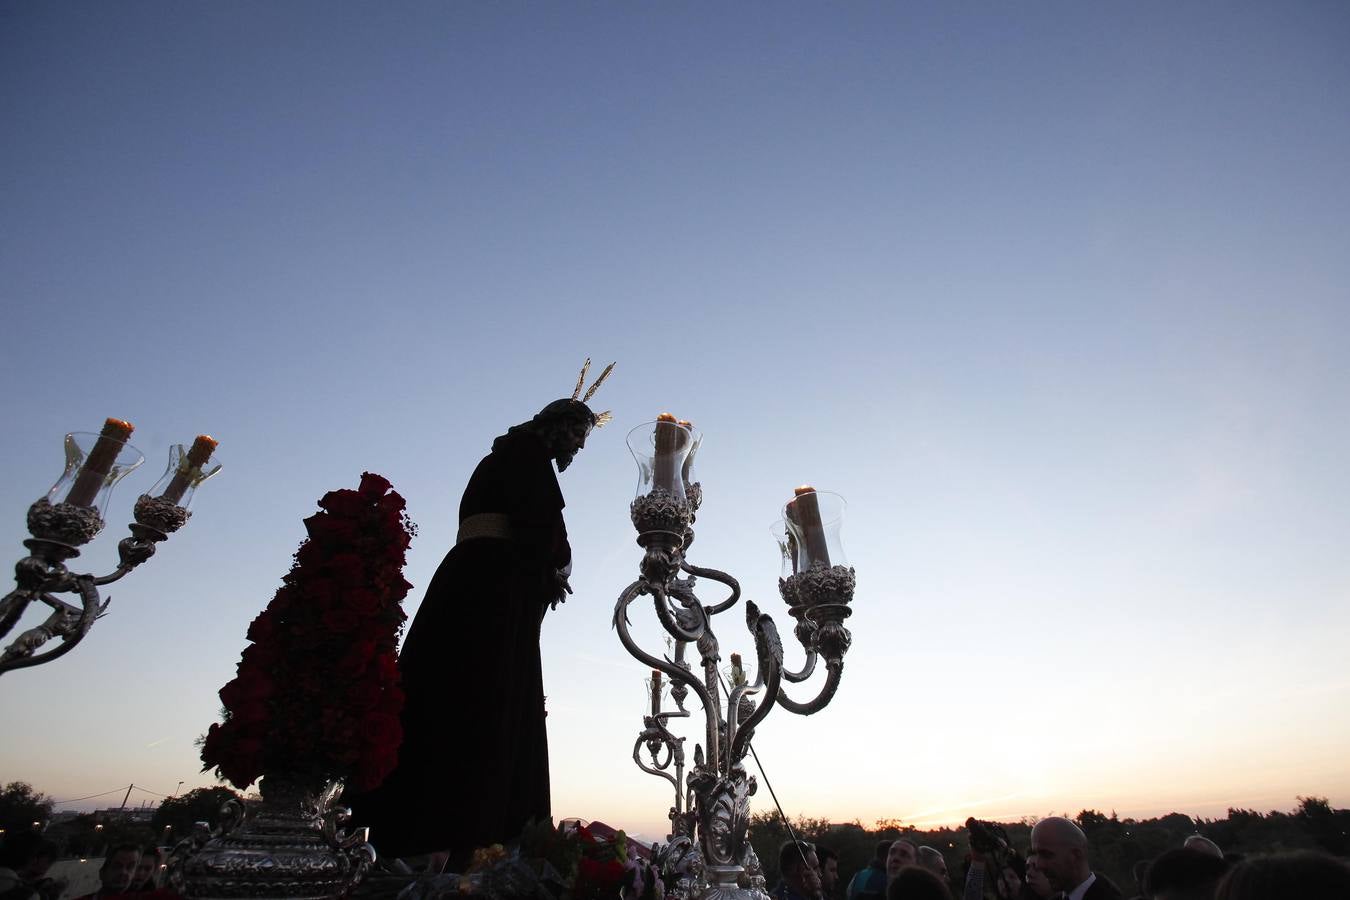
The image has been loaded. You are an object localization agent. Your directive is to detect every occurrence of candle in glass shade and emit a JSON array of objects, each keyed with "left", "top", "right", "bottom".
[
  {"left": 678, "top": 420, "right": 696, "bottom": 484},
  {"left": 786, "top": 485, "right": 830, "bottom": 569},
  {"left": 161, "top": 435, "right": 219, "bottom": 505},
  {"left": 65, "top": 418, "right": 135, "bottom": 508},
  {"left": 653, "top": 413, "right": 683, "bottom": 494},
  {"left": 651, "top": 669, "right": 662, "bottom": 715},
  {"left": 730, "top": 652, "right": 743, "bottom": 683}
]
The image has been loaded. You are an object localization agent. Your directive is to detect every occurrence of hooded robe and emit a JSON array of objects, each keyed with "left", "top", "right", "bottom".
[{"left": 350, "top": 427, "right": 569, "bottom": 860}]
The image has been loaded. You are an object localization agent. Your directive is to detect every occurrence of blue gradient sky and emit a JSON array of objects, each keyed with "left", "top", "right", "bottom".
[{"left": 2, "top": 3, "right": 1348, "bottom": 837}]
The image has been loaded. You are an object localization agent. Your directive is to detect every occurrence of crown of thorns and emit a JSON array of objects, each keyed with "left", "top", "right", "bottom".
[{"left": 571, "top": 358, "right": 615, "bottom": 427}]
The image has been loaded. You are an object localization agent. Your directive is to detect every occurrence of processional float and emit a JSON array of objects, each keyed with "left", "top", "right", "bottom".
[{"left": 618, "top": 415, "right": 855, "bottom": 900}]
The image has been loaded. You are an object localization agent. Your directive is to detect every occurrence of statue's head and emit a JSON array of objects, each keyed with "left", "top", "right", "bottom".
[
  {"left": 530, "top": 398, "right": 598, "bottom": 472},
  {"left": 516, "top": 360, "right": 615, "bottom": 472}
]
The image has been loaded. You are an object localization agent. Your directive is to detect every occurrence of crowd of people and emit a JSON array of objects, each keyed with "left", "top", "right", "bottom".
[
  {"left": 0, "top": 835, "right": 168, "bottom": 900},
  {"left": 771, "top": 817, "right": 1350, "bottom": 900},
  {"left": 7, "top": 816, "right": 1350, "bottom": 900}
]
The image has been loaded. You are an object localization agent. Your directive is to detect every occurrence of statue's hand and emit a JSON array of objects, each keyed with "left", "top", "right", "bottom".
[{"left": 551, "top": 568, "right": 573, "bottom": 610}]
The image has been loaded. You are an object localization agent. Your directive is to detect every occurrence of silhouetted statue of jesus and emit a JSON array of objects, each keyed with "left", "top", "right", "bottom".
[{"left": 349, "top": 364, "right": 613, "bottom": 866}]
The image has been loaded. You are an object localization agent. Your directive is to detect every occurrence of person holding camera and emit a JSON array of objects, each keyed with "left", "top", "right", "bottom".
[{"left": 961, "top": 819, "right": 1036, "bottom": 900}]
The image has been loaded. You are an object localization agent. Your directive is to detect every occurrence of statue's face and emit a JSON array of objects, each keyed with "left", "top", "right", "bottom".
[{"left": 554, "top": 418, "right": 593, "bottom": 472}]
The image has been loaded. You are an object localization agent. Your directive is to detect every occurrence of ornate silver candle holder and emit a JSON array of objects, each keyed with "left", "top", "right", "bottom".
[
  {"left": 619, "top": 421, "right": 855, "bottom": 900},
  {"left": 0, "top": 432, "right": 219, "bottom": 676}
]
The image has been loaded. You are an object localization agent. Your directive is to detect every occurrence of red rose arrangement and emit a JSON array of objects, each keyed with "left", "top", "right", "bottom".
[
  {"left": 568, "top": 825, "right": 634, "bottom": 900},
  {"left": 201, "top": 472, "right": 416, "bottom": 792}
]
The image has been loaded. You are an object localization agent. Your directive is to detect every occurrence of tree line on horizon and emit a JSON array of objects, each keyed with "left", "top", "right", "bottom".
[
  {"left": 0, "top": 782, "right": 242, "bottom": 858},
  {"left": 748, "top": 796, "right": 1350, "bottom": 893}
]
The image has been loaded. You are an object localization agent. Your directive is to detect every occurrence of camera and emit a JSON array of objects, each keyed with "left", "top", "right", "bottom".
[{"left": 965, "top": 818, "right": 1012, "bottom": 856}]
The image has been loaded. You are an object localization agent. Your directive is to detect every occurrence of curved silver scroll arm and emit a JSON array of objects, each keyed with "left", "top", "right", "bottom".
[
  {"left": 680, "top": 560, "right": 741, "bottom": 615},
  {"left": 728, "top": 602, "right": 784, "bottom": 762},
  {"left": 775, "top": 659, "right": 844, "bottom": 716},
  {"left": 0, "top": 577, "right": 107, "bottom": 673},
  {"left": 615, "top": 579, "right": 722, "bottom": 769},
  {"left": 654, "top": 586, "right": 707, "bottom": 644},
  {"left": 633, "top": 718, "right": 684, "bottom": 796},
  {"left": 780, "top": 647, "right": 818, "bottom": 683}
]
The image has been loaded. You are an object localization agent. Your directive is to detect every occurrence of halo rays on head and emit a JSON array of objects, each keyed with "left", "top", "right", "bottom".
[{"left": 571, "top": 358, "right": 616, "bottom": 427}]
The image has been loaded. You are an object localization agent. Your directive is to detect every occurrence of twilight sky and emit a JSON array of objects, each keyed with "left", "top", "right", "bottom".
[{"left": 2, "top": 2, "right": 1348, "bottom": 839}]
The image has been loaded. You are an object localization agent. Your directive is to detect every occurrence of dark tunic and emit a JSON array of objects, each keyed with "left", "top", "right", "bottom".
[{"left": 349, "top": 429, "right": 569, "bottom": 860}]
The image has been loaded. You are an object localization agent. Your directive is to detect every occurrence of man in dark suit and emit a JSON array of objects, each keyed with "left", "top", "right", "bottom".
[{"left": 1029, "top": 817, "right": 1122, "bottom": 900}]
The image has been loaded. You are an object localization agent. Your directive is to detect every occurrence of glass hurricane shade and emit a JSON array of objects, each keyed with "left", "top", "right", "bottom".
[
  {"left": 771, "top": 518, "right": 796, "bottom": 579},
  {"left": 645, "top": 670, "right": 669, "bottom": 715},
  {"left": 148, "top": 443, "right": 222, "bottom": 509},
  {"left": 781, "top": 490, "right": 848, "bottom": 572},
  {"left": 627, "top": 419, "right": 697, "bottom": 503},
  {"left": 681, "top": 424, "right": 703, "bottom": 490},
  {"left": 46, "top": 432, "right": 145, "bottom": 516}
]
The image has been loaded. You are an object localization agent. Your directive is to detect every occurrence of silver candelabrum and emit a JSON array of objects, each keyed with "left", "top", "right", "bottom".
[
  {"left": 0, "top": 426, "right": 219, "bottom": 676},
  {"left": 617, "top": 419, "right": 855, "bottom": 900}
]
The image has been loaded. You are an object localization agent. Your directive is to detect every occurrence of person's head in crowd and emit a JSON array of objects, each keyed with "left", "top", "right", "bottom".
[
  {"left": 1024, "top": 856, "right": 1053, "bottom": 899},
  {"left": 1182, "top": 835, "right": 1223, "bottom": 859},
  {"left": 131, "top": 847, "right": 161, "bottom": 891},
  {"left": 0, "top": 832, "right": 58, "bottom": 881},
  {"left": 886, "top": 840, "right": 918, "bottom": 881},
  {"left": 885, "top": 867, "right": 952, "bottom": 900},
  {"left": 1029, "top": 817, "right": 1092, "bottom": 894},
  {"left": 778, "top": 840, "right": 821, "bottom": 899},
  {"left": 816, "top": 845, "right": 839, "bottom": 896},
  {"left": 873, "top": 840, "right": 894, "bottom": 867},
  {"left": 1133, "top": 859, "right": 1152, "bottom": 895},
  {"left": 1215, "top": 851, "right": 1350, "bottom": 900},
  {"left": 916, "top": 847, "right": 947, "bottom": 882},
  {"left": 100, "top": 845, "right": 141, "bottom": 894},
  {"left": 1145, "top": 848, "right": 1229, "bottom": 900}
]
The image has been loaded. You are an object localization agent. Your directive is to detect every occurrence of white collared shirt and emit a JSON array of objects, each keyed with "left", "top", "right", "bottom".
[{"left": 1066, "top": 872, "right": 1097, "bottom": 900}]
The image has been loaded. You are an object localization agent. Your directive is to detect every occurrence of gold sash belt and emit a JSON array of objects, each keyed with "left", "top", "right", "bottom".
[{"left": 456, "top": 513, "right": 512, "bottom": 545}]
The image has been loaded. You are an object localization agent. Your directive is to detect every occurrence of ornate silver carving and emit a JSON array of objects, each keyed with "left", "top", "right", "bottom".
[
  {"left": 654, "top": 833, "right": 706, "bottom": 900},
  {"left": 630, "top": 488, "right": 693, "bottom": 536},
  {"left": 781, "top": 563, "right": 856, "bottom": 609},
  {"left": 685, "top": 482, "right": 703, "bottom": 513},
  {"left": 171, "top": 775, "right": 374, "bottom": 900},
  {"left": 25, "top": 499, "right": 104, "bottom": 546},
  {"left": 134, "top": 493, "right": 192, "bottom": 533}
]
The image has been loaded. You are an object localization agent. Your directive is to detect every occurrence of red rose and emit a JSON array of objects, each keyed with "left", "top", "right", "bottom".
[
  {"left": 341, "top": 637, "right": 378, "bottom": 669},
  {"left": 345, "top": 588, "right": 381, "bottom": 615},
  {"left": 228, "top": 699, "right": 271, "bottom": 728},
  {"left": 246, "top": 609, "right": 276, "bottom": 643},
  {"left": 323, "top": 608, "right": 359, "bottom": 633},
  {"left": 318, "top": 488, "right": 366, "bottom": 517},
  {"left": 364, "top": 711, "right": 401, "bottom": 738},
  {"left": 325, "top": 554, "right": 364, "bottom": 584},
  {"left": 305, "top": 512, "right": 359, "bottom": 545},
  {"left": 348, "top": 681, "right": 383, "bottom": 709},
  {"left": 219, "top": 670, "right": 272, "bottom": 709},
  {"left": 359, "top": 472, "right": 392, "bottom": 497},
  {"left": 374, "top": 652, "right": 399, "bottom": 682}
]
